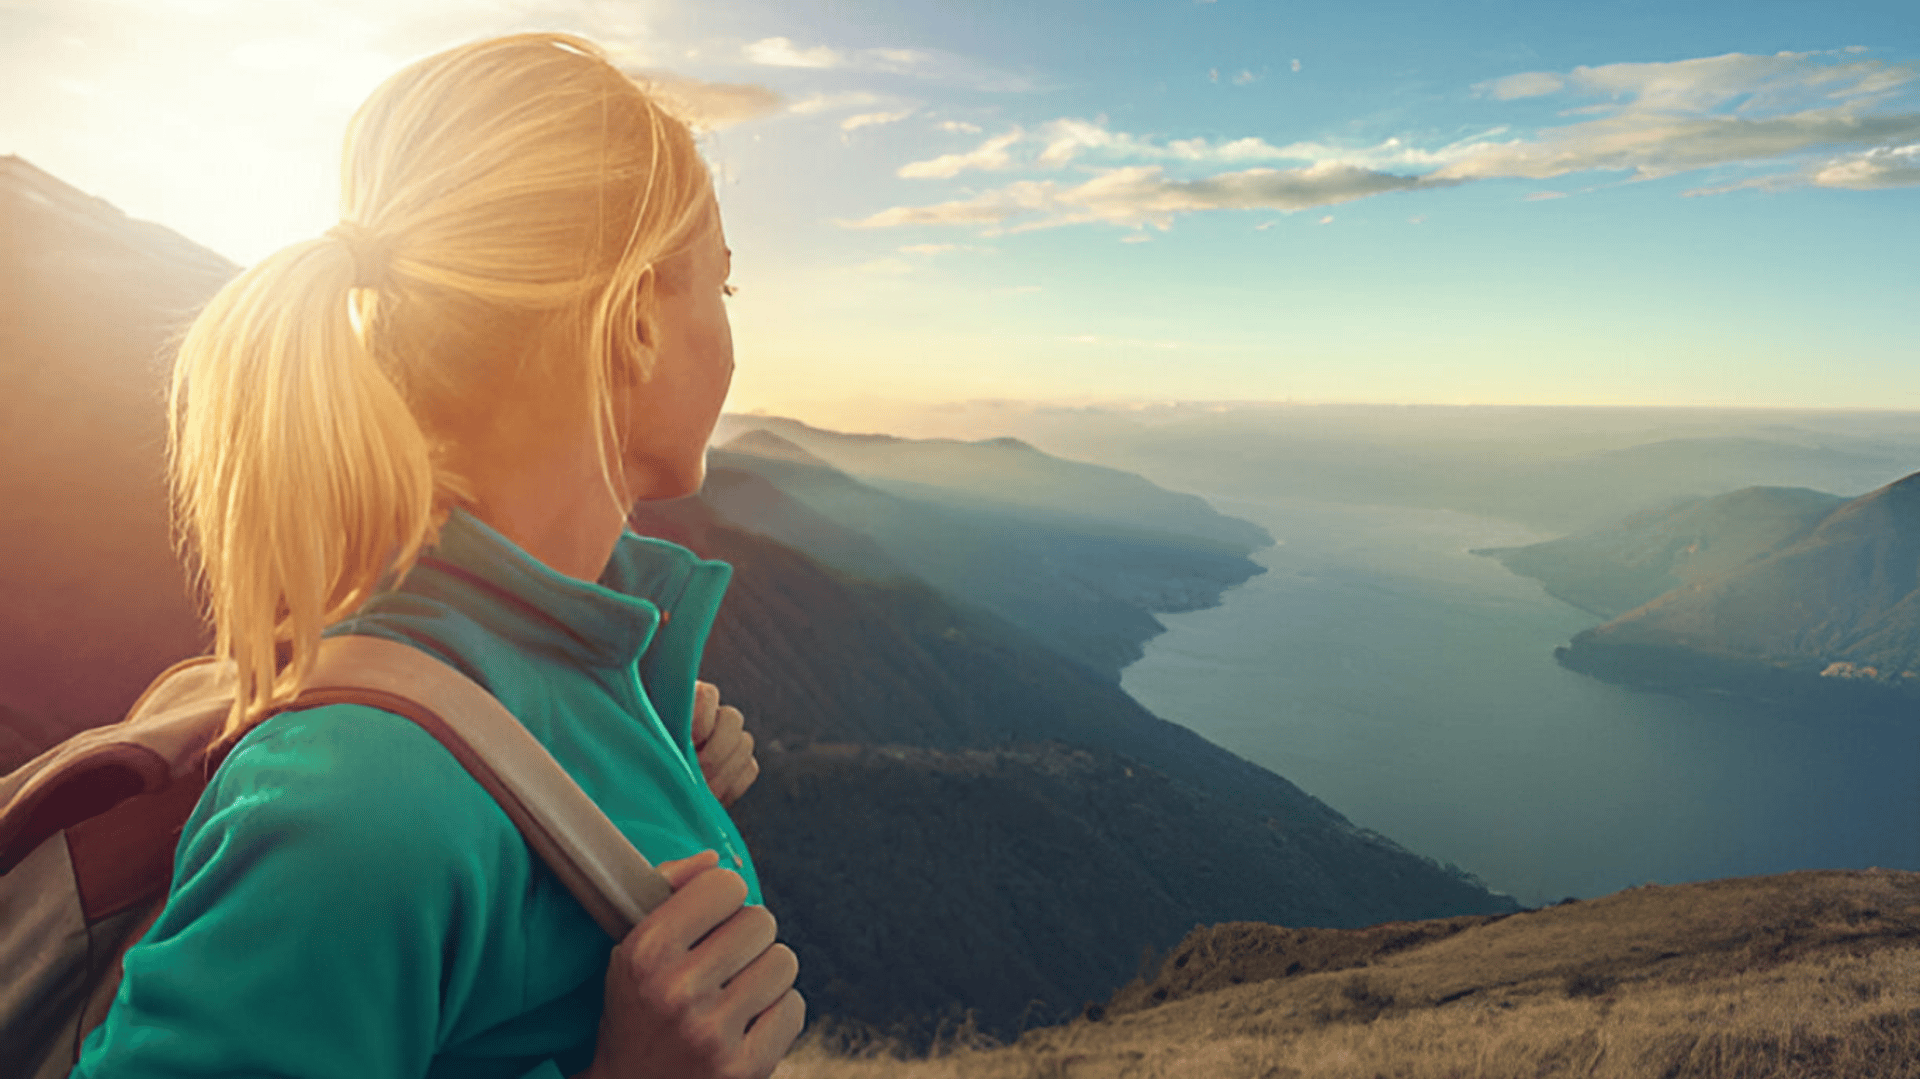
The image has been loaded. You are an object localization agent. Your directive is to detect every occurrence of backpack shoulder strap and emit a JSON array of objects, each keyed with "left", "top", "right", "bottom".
[{"left": 293, "top": 635, "right": 672, "bottom": 939}]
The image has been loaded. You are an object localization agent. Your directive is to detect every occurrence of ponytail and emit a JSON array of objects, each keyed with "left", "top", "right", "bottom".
[
  {"left": 168, "top": 235, "right": 441, "bottom": 740},
  {"left": 167, "top": 32, "right": 713, "bottom": 744}
]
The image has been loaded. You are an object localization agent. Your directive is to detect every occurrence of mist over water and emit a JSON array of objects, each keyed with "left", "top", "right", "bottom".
[{"left": 1121, "top": 495, "right": 1920, "bottom": 908}]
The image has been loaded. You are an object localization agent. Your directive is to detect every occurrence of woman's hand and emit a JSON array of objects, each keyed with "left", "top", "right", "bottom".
[
  {"left": 691, "top": 682, "right": 759, "bottom": 807},
  {"left": 577, "top": 850, "right": 805, "bottom": 1079}
]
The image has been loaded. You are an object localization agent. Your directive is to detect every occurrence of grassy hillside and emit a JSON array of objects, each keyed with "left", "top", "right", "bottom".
[{"left": 774, "top": 870, "right": 1920, "bottom": 1078}]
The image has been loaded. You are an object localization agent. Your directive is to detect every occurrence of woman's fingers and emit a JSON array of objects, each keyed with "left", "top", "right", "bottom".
[
  {"left": 706, "top": 726, "right": 756, "bottom": 805},
  {"left": 739, "top": 987, "right": 807, "bottom": 1069},
  {"left": 691, "top": 681, "right": 721, "bottom": 748},
  {"left": 655, "top": 849, "right": 721, "bottom": 889},
  {"left": 683, "top": 904, "right": 780, "bottom": 1001},
  {"left": 628, "top": 867, "right": 749, "bottom": 973},
  {"left": 698, "top": 705, "right": 745, "bottom": 778}
]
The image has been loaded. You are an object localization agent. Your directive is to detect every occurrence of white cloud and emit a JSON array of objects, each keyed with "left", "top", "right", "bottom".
[
  {"left": 1317, "top": 214, "right": 1334, "bottom": 224},
  {"left": 1562, "top": 51, "right": 1912, "bottom": 113},
  {"left": 746, "top": 39, "right": 1027, "bottom": 90},
  {"left": 870, "top": 47, "right": 930, "bottom": 67},
  {"left": 630, "top": 70, "right": 782, "bottom": 130},
  {"left": 744, "top": 36, "right": 841, "bottom": 68},
  {"left": 1232, "top": 69, "right": 1259, "bottom": 86},
  {"left": 850, "top": 161, "right": 1442, "bottom": 231},
  {"left": 1690, "top": 142, "right": 1920, "bottom": 194},
  {"left": 1291, "top": 58, "right": 1302, "bottom": 74},
  {"left": 1525, "top": 190, "right": 1568, "bottom": 200},
  {"left": 1434, "top": 106, "right": 1920, "bottom": 182},
  {"left": 842, "top": 108, "right": 916, "bottom": 132},
  {"left": 898, "top": 128, "right": 1023, "bottom": 178},
  {"left": 1121, "top": 233, "right": 1153, "bottom": 243},
  {"left": 789, "top": 91, "right": 882, "bottom": 115},
  {"left": 1478, "top": 71, "right": 1565, "bottom": 100},
  {"left": 938, "top": 120, "right": 983, "bottom": 133},
  {"left": 853, "top": 48, "right": 1920, "bottom": 236},
  {"left": 1811, "top": 142, "right": 1920, "bottom": 188}
]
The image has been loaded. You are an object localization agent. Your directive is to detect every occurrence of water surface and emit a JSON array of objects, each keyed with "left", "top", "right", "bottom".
[{"left": 1121, "top": 496, "right": 1920, "bottom": 907}]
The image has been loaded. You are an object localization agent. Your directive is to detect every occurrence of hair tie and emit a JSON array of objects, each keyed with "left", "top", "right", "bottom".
[{"left": 326, "top": 221, "right": 393, "bottom": 289}]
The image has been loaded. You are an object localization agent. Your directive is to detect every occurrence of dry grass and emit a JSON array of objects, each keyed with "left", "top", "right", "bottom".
[{"left": 773, "top": 870, "right": 1920, "bottom": 1079}]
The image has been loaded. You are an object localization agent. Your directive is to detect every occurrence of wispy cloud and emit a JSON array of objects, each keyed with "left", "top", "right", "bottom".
[
  {"left": 842, "top": 108, "right": 916, "bottom": 132},
  {"left": 788, "top": 91, "right": 882, "bottom": 115},
  {"left": 630, "top": 70, "right": 782, "bottom": 130},
  {"left": 938, "top": 120, "right": 983, "bottom": 133},
  {"left": 742, "top": 35, "right": 1028, "bottom": 91},
  {"left": 851, "top": 48, "right": 1919, "bottom": 235},
  {"left": 897, "top": 117, "right": 1495, "bottom": 177},
  {"left": 898, "top": 128, "right": 1024, "bottom": 178},
  {"left": 1687, "top": 142, "right": 1920, "bottom": 194},
  {"left": 851, "top": 162, "right": 1445, "bottom": 231},
  {"left": 1811, "top": 142, "right": 1920, "bottom": 187},
  {"left": 744, "top": 36, "right": 841, "bottom": 68},
  {"left": 1447, "top": 50, "right": 1920, "bottom": 189}
]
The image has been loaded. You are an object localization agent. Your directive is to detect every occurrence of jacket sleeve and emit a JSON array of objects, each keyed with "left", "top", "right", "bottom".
[{"left": 69, "top": 705, "right": 536, "bottom": 1079}]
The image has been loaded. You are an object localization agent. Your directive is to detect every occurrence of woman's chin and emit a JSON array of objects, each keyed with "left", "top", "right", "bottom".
[{"left": 626, "top": 462, "right": 706, "bottom": 504}]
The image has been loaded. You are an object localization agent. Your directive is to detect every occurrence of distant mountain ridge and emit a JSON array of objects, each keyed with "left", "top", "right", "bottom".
[
  {"left": 1481, "top": 469, "right": 1920, "bottom": 705},
  {"left": 1476, "top": 485, "right": 1848, "bottom": 620},
  {"left": 707, "top": 427, "right": 1271, "bottom": 679},
  {"left": 714, "top": 413, "right": 1274, "bottom": 551}
]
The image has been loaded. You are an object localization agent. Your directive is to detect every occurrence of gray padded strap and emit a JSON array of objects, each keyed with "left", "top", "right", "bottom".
[{"left": 306, "top": 635, "right": 671, "bottom": 936}]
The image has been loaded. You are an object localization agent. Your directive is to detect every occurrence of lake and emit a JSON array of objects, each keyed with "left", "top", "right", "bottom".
[{"left": 1120, "top": 495, "right": 1920, "bottom": 908}]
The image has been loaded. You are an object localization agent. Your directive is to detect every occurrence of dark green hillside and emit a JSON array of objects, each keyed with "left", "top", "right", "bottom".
[
  {"left": 707, "top": 436, "right": 1267, "bottom": 679},
  {"left": 1477, "top": 485, "right": 1846, "bottom": 619},
  {"left": 1558, "top": 472, "right": 1920, "bottom": 702},
  {"left": 627, "top": 496, "right": 1518, "bottom": 1044}
]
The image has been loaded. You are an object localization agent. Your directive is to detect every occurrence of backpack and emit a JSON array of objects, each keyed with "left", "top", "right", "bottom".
[{"left": 0, "top": 634, "right": 673, "bottom": 1079}]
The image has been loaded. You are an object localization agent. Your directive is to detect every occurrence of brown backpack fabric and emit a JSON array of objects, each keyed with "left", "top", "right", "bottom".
[{"left": 0, "top": 635, "right": 671, "bottom": 1079}]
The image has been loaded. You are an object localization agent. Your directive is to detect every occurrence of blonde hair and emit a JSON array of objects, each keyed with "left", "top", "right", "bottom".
[{"left": 167, "top": 32, "right": 715, "bottom": 741}]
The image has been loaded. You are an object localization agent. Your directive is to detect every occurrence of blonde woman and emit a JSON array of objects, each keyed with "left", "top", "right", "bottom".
[{"left": 71, "top": 33, "right": 803, "bottom": 1079}]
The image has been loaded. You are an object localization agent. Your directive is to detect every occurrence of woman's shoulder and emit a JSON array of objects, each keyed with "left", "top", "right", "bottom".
[{"left": 196, "top": 702, "right": 521, "bottom": 872}]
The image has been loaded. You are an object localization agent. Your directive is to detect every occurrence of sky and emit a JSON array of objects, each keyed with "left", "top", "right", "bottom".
[{"left": 4, "top": 0, "right": 1917, "bottom": 418}]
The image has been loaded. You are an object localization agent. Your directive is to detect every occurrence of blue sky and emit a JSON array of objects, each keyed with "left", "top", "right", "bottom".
[{"left": 4, "top": 0, "right": 1916, "bottom": 417}]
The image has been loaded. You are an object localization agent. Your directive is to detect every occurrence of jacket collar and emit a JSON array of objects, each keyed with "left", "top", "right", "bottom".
[{"left": 391, "top": 505, "right": 731, "bottom": 672}]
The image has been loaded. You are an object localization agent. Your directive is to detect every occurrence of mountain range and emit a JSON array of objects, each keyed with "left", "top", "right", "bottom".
[
  {"left": 1482, "top": 474, "right": 1920, "bottom": 707},
  {"left": 1, "top": 157, "right": 1515, "bottom": 1045},
  {"left": 701, "top": 427, "right": 1270, "bottom": 678}
]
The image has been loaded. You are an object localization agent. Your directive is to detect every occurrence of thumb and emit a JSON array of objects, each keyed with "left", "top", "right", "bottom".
[{"left": 656, "top": 848, "right": 722, "bottom": 890}]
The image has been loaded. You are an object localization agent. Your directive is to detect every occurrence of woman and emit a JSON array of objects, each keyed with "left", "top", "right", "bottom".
[{"left": 71, "top": 32, "right": 803, "bottom": 1079}]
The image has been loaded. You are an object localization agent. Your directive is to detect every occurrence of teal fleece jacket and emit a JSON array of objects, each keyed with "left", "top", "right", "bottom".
[{"left": 72, "top": 507, "right": 762, "bottom": 1079}]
